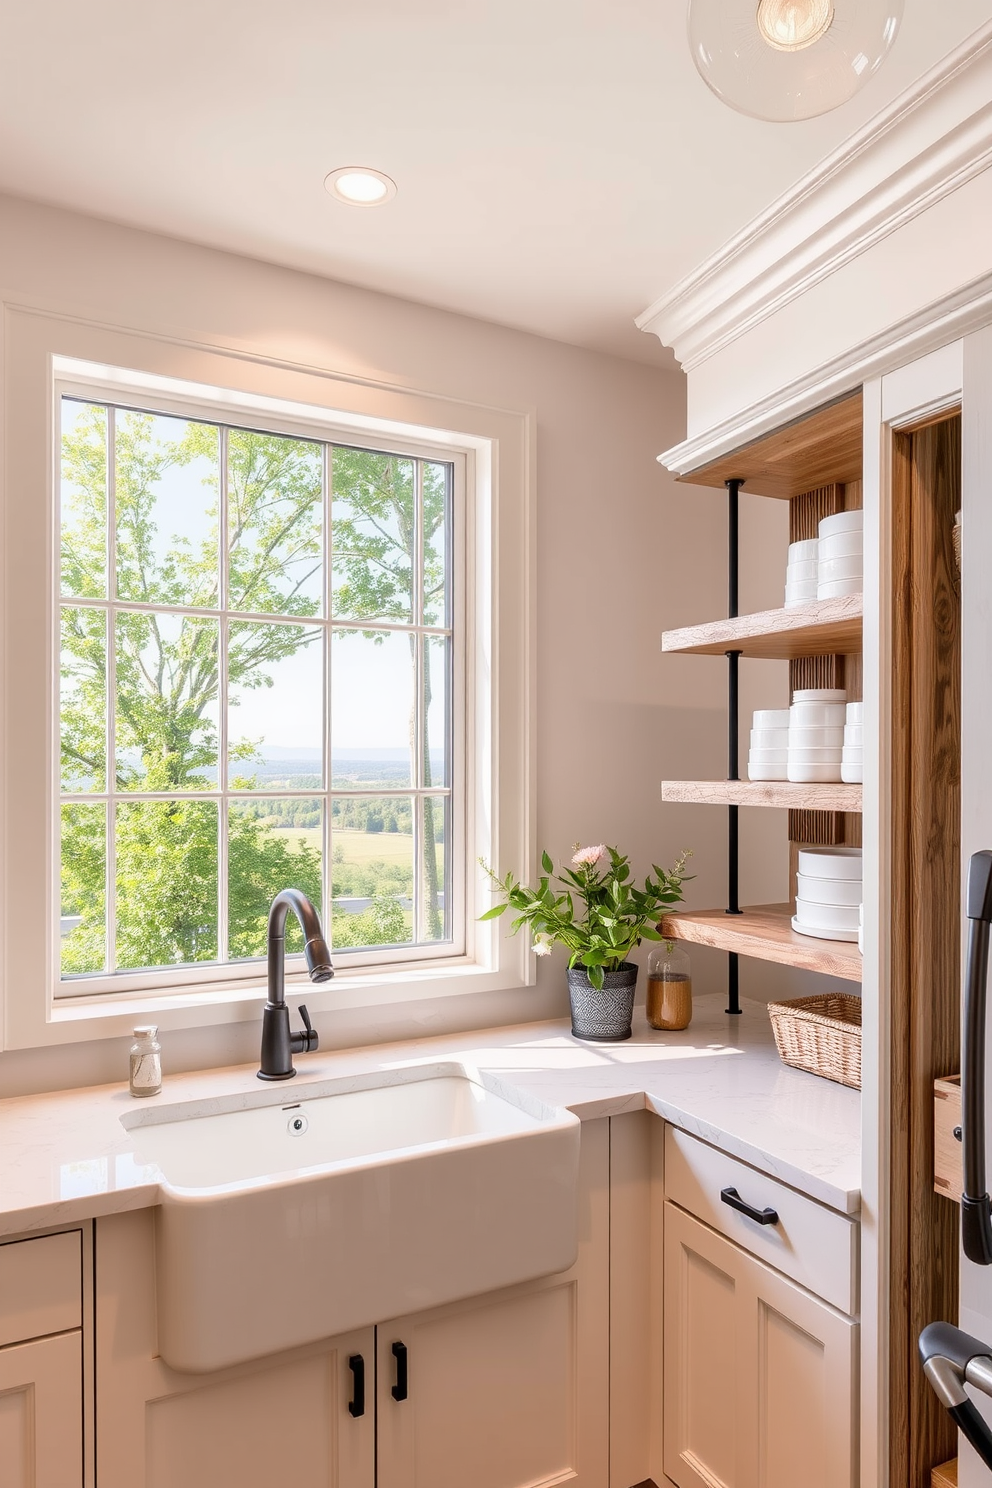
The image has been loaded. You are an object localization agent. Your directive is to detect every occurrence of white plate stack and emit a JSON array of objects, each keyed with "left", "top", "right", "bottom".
[
  {"left": 787, "top": 689, "right": 846, "bottom": 782},
  {"left": 748, "top": 708, "right": 790, "bottom": 781},
  {"left": 817, "top": 510, "right": 863, "bottom": 599},
  {"left": 842, "top": 701, "right": 863, "bottom": 782},
  {"left": 793, "top": 847, "right": 863, "bottom": 942},
  {"left": 784, "top": 538, "right": 818, "bottom": 608}
]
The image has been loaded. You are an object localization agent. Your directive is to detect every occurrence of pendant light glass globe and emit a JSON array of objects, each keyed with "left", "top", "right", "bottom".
[{"left": 688, "top": 0, "right": 904, "bottom": 122}]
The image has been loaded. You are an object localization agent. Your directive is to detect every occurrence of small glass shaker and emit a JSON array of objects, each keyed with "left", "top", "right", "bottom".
[
  {"left": 129, "top": 1025, "right": 162, "bottom": 1097},
  {"left": 646, "top": 942, "right": 692, "bottom": 1031}
]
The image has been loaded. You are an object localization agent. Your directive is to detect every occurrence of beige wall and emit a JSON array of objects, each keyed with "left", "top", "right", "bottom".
[{"left": 0, "top": 194, "right": 789, "bottom": 1095}]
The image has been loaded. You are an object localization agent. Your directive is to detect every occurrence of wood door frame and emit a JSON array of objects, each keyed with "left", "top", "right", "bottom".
[{"left": 887, "top": 410, "right": 962, "bottom": 1488}]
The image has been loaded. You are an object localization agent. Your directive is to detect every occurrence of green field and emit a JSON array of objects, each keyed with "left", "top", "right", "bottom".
[{"left": 269, "top": 825, "right": 414, "bottom": 866}]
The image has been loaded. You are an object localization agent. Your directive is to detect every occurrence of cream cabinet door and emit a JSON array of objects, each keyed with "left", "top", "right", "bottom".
[
  {"left": 96, "top": 1209, "right": 375, "bottom": 1488},
  {"left": 0, "top": 1331, "right": 82, "bottom": 1487},
  {"left": 664, "top": 1202, "right": 858, "bottom": 1488},
  {"left": 376, "top": 1117, "right": 609, "bottom": 1488}
]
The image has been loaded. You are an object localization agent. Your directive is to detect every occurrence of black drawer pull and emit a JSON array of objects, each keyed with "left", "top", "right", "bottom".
[
  {"left": 720, "top": 1185, "right": 779, "bottom": 1226},
  {"left": 347, "top": 1353, "right": 365, "bottom": 1417},
  {"left": 391, "top": 1340, "right": 408, "bottom": 1402}
]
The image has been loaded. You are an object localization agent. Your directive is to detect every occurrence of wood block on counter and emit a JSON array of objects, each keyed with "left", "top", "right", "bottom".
[
  {"left": 934, "top": 1076, "right": 962, "bottom": 1203},
  {"left": 932, "top": 1459, "right": 957, "bottom": 1488}
]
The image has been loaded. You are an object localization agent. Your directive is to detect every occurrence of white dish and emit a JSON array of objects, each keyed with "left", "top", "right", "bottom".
[
  {"left": 784, "top": 592, "right": 817, "bottom": 609},
  {"left": 788, "top": 726, "right": 845, "bottom": 745},
  {"left": 751, "top": 738, "right": 790, "bottom": 754},
  {"left": 797, "top": 846, "right": 862, "bottom": 879},
  {"left": 843, "top": 723, "right": 863, "bottom": 741},
  {"left": 846, "top": 702, "right": 864, "bottom": 723},
  {"left": 792, "top": 915, "right": 860, "bottom": 943},
  {"left": 787, "top": 748, "right": 844, "bottom": 764},
  {"left": 796, "top": 873, "right": 863, "bottom": 906},
  {"left": 819, "top": 510, "right": 863, "bottom": 539},
  {"left": 841, "top": 761, "right": 864, "bottom": 782},
  {"left": 817, "top": 556, "right": 863, "bottom": 582},
  {"left": 792, "top": 689, "right": 846, "bottom": 703},
  {"left": 818, "top": 532, "right": 863, "bottom": 559},
  {"left": 786, "top": 560, "right": 819, "bottom": 580},
  {"left": 788, "top": 538, "right": 819, "bottom": 560},
  {"left": 785, "top": 581, "right": 818, "bottom": 598},
  {"left": 748, "top": 762, "right": 789, "bottom": 781},
  {"left": 787, "top": 763, "right": 843, "bottom": 782},
  {"left": 753, "top": 709, "right": 791, "bottom": 728},
  {"left": 751, "top": 725, "right": 790, "bottom": 741},
  {"left": 793, "top": 898, "right": 861, "bottom": 932},
  {"left": 841, "top": 746, "right": 864, "bottom": 760},
  {"left": 748, "top": 751, "right": 790, "bottom": 765},
  {"left": 817, "top": 579, "right": 863, "bottom": 599},
  {"left": 789, "top": 702, "right": 846, "bottom": 725}
]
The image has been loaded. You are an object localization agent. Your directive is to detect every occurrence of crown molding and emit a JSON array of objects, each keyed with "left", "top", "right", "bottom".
[
  {"left": 637, "top": 22, "right": 992, "bottom": 372},
  {"left": 658, "top": 264, "right": 991, "bottom": 476}
]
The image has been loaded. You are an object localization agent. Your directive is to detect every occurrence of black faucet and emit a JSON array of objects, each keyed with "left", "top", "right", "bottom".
[{"left": 258, "top": 888, "right": 334, "bottom": 1081}]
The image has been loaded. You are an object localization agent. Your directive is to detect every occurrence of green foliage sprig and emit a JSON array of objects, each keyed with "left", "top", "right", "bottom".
[{"left": 481, "top": 844, "right": 692, "bottom": 989}]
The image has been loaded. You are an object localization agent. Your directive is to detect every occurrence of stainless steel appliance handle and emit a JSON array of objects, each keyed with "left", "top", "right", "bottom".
[
  {"left": 962, "top": 850, "right": 992, "bottom": 1265},
  {"left": 920, "top": 1321, "right": 992, "bottom": 1471}
]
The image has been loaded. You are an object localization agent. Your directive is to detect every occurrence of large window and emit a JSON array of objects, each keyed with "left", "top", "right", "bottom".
[{"left": 57, "top": 396, "right": 458, "bottom": 994}]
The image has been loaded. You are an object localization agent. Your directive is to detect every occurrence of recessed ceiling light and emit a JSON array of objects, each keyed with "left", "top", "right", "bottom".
[{"left": 324, "top": 167, "right": 396, "bottom": 207}]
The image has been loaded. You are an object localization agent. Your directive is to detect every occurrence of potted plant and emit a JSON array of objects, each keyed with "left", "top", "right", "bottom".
[{"left": 481, "top": 844, "right": 691, "bottom": 1042}]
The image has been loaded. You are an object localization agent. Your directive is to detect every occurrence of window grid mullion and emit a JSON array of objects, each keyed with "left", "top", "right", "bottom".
[
  {"left": 105, "top": 406, "right": 118, "bottom": 975},
  {"left": 60, "top": 396, "right": 460, "bottom": 988},
  {"left": 217, "top": 426, "right": 230, "bottom": 961},
  {"left": 323, "top": 442, "right": 333, "bottom": 937},
  {"left": 57, "top": 590, "right": 451, "bottom": 639}
]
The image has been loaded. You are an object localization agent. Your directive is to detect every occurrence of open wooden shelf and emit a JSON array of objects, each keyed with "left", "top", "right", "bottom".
[
  {"left": 658, "top": 904, "right": 863, "bottom": 983},
  {"left": 661, "top": 780, "right": 862, "bottom": 812},
  {"left": 662, "top": 593, "right": 862, "bottom": 660},
  {"left": 676, "top": 391, "right": 863, "bottom": 500}
]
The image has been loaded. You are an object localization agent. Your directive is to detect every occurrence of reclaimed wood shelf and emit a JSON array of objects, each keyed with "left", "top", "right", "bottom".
[
  {"left": 676, "top": 391, "right": 863, "bottom": 500},
  {"left": 658, "top": 904, "right": 863, "bottom": 983},
  {"left": 661, "top": 780, "right": 862, "bottom": 812},
  {"left": 662, "top": 593, "right": 862, "bottom": 660}
]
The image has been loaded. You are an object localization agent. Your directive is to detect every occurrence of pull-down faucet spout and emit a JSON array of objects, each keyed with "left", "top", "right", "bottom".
[{"left": 258, "top": 888, "right": 333, "bottom": 1081}]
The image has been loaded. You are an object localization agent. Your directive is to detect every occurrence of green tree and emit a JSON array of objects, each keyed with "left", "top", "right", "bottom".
[
  {"left": 60, "top": 408, "right": 328, "bottom": 971},
  {"left": 331, "top": 449, "right": 447, "bottom": 938}
]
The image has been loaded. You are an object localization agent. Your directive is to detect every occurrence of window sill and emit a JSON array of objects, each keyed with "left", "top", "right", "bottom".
[{"left": 46, "top": 955, "right": 533, "bottom": 1042}]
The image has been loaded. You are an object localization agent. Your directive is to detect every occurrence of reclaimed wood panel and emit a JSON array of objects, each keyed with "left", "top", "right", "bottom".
[{"left": 888, "top": 413, "right": 962, "bottom": 1487}]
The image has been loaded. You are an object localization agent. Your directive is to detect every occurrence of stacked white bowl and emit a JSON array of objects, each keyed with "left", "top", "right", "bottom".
[
  {"left": 793, "top": 847, "right": 863, "bottom": 942},
  {"left": 784, "top": 538, "right": 819, "bottom": 608},
  {"left": 748, "top": 708, "right": 790, "bottom": 781},
  {"left": 842, "top": 701, "right": 863, "bottom": 783},
  {"left": 787, "top": 689, "right": 846, "bottom": 782},
  {"left": 817, "top": 510, "right": 863, "bottom": 599}
]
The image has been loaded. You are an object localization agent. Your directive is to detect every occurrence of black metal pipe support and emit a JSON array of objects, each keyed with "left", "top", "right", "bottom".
[{"left": 725, "top": 479, "right": 744, "bottom": 1015}]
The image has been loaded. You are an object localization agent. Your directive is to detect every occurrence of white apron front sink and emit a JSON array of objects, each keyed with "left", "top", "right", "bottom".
[{"left": 122, "top": 1063, "right": 580, "bottom": 1373}]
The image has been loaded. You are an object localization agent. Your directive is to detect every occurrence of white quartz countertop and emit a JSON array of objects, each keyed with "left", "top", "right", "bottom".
[{"left": 0, "top": 993, "right": 861, "bottom": 1235}]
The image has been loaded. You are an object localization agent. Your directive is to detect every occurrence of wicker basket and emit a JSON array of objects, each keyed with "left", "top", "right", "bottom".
[{"left": 767, "top": 993, "right": 862, "bottom": 1089}]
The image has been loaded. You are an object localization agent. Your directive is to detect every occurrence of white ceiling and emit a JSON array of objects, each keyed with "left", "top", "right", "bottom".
[{"left": 2, "top": 0, "right": 991, "bottom": 366}]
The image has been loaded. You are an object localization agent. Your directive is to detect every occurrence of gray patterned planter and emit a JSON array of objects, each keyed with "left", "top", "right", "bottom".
[{"left": 566, "top": 962, "right": 637, "bottom": 1042}]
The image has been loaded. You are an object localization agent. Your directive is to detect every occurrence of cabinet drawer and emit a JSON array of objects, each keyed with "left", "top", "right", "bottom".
[
  {"left": 0, "top": 1230, "right": 82, "bottom": 1346},
  {"left": 664, "top": 1126, "right": 857, "bottom": 1315}
]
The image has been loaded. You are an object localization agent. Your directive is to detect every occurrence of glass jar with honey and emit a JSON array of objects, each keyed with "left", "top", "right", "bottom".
[{"left": 646, "top": 942, "right": 692, "bottom": 1030}]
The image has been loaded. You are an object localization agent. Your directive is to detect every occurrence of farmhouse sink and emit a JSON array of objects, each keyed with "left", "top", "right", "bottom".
[{"left": 122, "top": 1063, "right": 580, "bottom": 1373}]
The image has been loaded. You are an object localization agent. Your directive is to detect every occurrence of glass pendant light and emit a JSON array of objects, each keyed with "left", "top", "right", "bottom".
[{"left": 688, "top": 0, "right": 904, "bottom": 121}]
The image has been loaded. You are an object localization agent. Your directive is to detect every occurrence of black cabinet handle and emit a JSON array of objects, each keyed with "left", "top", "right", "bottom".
[
  {"left": 391, "top": 1340, "right": 408, "bottom": 1401},
  {"left": 720, "top": 1185, "right": 779, "bottom": 1226},
  {"left": 962, "top": 851, "right": 992, "bottom": 1265},
  {"left": 347, "top": 1353, "right": 365, "bottom": 1418}
]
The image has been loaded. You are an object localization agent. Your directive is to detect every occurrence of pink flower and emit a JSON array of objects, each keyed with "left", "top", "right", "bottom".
[{"left": 571, "top": 844, "right": 606, "bottom": 867}]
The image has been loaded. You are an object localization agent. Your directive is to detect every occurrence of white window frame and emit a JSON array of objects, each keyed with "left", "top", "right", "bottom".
[
  {"left": 55, "top": 379, "right": 466, "bottom": 997},
  {"left": 0, "top": 313, "right": 534, "bottom": 1053}
]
